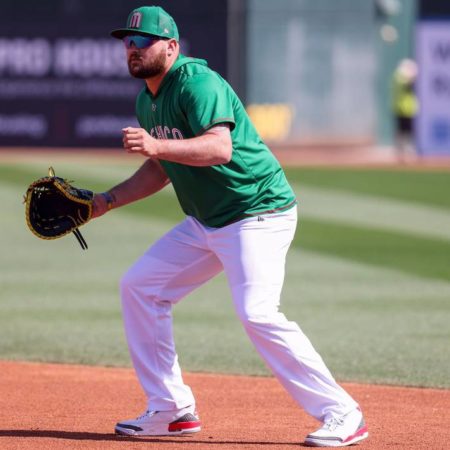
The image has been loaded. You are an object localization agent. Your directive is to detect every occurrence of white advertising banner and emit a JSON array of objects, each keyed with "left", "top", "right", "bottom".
[{"left": 416, "top": 21, "right": 450, "bottom": 155}]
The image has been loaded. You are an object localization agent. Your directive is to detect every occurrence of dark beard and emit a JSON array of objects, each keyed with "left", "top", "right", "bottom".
[{"left": 128, "top": 49, "right": 166, "bottom": 79}]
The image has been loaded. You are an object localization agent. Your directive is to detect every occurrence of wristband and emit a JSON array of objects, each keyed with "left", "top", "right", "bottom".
[{"left": 101, "top": 191, "right": 115, "bottom": 210}]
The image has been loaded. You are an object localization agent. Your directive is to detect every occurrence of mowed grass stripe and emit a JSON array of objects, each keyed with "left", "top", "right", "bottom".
[
  {"left": 294, "top": 184, "right": 450, "bottom": 242},
  {"left": 285, "top": 167, "right": 450, "bottom": 210},
  {"left": 295, "top": 218, "right": 450, "bottom": 282}
]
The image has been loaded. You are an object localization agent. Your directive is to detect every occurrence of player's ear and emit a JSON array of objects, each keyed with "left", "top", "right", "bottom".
[{"left": 166, "top": 39, "right": 178, "bottom": 57}]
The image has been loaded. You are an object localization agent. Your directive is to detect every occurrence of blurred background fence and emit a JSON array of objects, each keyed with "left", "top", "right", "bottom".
[{"left": 0, "top": 0, "right": 449, "bottom": 157}]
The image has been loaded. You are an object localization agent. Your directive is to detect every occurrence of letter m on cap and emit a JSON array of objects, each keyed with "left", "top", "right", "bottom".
[{"left": 129, "top": 12, "right": 142, "bottom": 29}]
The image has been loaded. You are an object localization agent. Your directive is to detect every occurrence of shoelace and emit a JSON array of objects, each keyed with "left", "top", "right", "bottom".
[
  {"left": 323, "top": 417, "right": 345, "bottom": 431},
  {"left": 136, "top": 410, "right": 157, "bottom": 421}
]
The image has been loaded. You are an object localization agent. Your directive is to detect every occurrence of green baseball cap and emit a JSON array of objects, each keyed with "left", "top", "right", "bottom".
[{"left": 111, "top": 6, "right": 179, "bottom": 41}]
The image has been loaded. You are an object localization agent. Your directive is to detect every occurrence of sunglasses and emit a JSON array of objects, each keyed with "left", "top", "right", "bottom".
[{"left": 123, "top": 35, "right": 164, "bottom": 49}]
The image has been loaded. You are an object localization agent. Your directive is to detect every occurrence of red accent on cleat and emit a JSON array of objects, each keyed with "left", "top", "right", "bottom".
[
  {"left": 343, "top": 424, "right": 369, "bottom": 443},
  {"left": 168, "top": 420, "right": 201, "bottom": 432}
]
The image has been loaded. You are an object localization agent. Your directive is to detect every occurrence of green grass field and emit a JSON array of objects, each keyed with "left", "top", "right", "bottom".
[{"left": 1, "top": 158, "right": 449, "bottom": 388}]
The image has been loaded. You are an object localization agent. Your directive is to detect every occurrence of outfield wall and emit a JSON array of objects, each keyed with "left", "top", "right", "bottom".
[{"left": 4, "top": 0, "right": 445, "bottom": 155}]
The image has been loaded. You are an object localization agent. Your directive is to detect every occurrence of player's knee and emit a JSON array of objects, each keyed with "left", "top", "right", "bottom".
[
  {"left": 120, "top": 267, "right": 145, "bottom": 298},
  {"left": 120, "top": 266, "right": 162, "bottom": 306},
  {"left": 235, "top": 306, "right": 265, "bottom": 327},
  {"left": 235, "top": 303, "right": 285, "bottom": 330}
]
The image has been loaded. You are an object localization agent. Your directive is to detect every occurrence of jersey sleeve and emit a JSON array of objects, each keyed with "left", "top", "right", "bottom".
[{"left": 180, "top": 73, "right": 236, "bottom": 136}]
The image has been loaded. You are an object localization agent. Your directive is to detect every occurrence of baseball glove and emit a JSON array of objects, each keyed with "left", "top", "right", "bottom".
[{"left": 24, "top": 167, "right": 93, "bottom": 250}]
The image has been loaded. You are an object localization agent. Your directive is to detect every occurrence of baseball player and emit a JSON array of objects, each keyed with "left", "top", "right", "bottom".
[{"left": 92, "top": 6, "right": 368, "bottom": 447}]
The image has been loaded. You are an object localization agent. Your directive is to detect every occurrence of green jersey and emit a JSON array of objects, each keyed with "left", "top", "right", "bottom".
[{"left": 135, "top": 54, "right": 296, "bottom": 227}]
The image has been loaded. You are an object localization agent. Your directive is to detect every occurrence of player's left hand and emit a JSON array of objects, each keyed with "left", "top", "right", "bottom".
[{"left": 122, "top": 127, "right": 161, "bottom": 158}]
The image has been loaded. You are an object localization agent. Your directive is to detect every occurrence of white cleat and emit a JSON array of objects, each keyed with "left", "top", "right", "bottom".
[
  {"left": 304, "top": 407, "right": 368, "bottom": 447},
  {"left": 115, "top": 404, "right": 201, "bottom": 436}
]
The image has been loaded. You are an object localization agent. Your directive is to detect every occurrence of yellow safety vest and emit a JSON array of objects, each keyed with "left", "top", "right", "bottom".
[{"left": 392, "top": 74, "right": 419, "bottom": 118}]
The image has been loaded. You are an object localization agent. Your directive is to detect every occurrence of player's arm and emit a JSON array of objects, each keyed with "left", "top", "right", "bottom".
[
  {"left": 92, "top": 158, "right": 170, "bottom": 218},
  {"left": 122, "top": 123, "right": 232, "bottom": 166}
]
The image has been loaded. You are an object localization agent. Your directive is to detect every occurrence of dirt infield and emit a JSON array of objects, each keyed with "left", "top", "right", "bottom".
[{"left": 1, "top": 361, "right": 449, "bottom": 450}]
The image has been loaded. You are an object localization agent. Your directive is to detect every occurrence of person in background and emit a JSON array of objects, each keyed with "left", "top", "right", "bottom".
[{"left": 392, "top": 58, "right": 419, "bottom": 161}]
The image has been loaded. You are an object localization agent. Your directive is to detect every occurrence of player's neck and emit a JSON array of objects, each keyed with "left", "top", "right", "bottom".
[
  {"left": 145, "top": 73, "right": 167, "bottom": 96},
  {"left": 145, "top": 54, "right": 178, "bottom": 96}
]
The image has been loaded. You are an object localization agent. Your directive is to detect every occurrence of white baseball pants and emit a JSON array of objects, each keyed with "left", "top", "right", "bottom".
[{"left": 120, "top": 206, "right": 358, "bottom": 421}]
